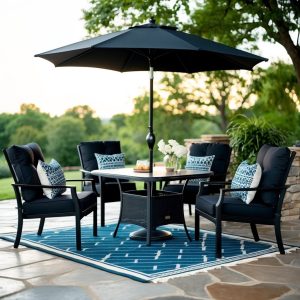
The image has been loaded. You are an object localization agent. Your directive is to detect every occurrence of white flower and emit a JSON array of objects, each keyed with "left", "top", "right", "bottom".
[
  {"left": 168, "top": 139, "right": 179, "bottom": 147},
  {"left": 157, "top": 139, "right": 187, "bottom": 159},
  {"left": 164, "top": 144, "right": 173, "bottom": 154},
  {"left": 173, "top": 145, "right": 188, "bottom": 158},
  {"left": 157, "top": 139, "right": 167, "bottom": 154}
]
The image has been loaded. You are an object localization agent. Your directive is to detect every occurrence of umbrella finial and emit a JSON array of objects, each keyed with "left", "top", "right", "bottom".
[{"left": 149, "top": 17, "right": 155, "bottom": 24}]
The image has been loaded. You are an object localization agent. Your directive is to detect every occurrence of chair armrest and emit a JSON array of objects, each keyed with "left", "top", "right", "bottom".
[
  {"left": 66, "top": 179, "right": 94, "bottom": 183},
  {"left": 221, "top": 185, "right": 287, "bottom": 193},
  {"left": 200, "top": 181, "right": 232, "bottom": 187},
  {"left": 80, "top": 169, "right": 92, "bottom": 175},
  {"left": 12, "top": 183, "right": 76, "bottom": 189},
  {"left": 212, "top": 185, "right": 288, "bottom": 211}
]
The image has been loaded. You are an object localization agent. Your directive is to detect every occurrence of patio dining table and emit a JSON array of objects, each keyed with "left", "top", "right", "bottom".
[{"left": 91, "top": 167, "right": 213, "bottom": 245}]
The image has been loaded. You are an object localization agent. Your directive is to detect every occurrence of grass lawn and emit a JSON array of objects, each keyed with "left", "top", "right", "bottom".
[{"left": 0, "top": 171, "right": 82, "bottom": 201}]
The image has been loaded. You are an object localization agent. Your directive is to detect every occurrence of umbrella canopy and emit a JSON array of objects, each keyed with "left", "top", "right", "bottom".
[{"left": 36, "top": 19, "right": 267, "bottom": 172}]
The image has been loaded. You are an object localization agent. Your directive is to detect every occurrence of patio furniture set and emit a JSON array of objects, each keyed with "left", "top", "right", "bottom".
[{"left": 3, "top": 141, "right": 295, "bottom": 259}]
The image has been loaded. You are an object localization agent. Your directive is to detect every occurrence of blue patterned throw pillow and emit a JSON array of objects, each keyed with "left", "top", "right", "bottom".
[
  {"left": 185, "top": 155, "right": 215, "bottom": 185},
  {"left": 231, "top": 161, "right": 262, "bottom": 204},
  {"left": 95, "top": 153, "right": 125, "bottom": 169},
  {"left": 37, "top": 159, "right": 66, "bottom": 199}
]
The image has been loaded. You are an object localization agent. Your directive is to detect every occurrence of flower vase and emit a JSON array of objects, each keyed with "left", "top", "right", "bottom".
[
  {"left": 176, "top": 157, "right": 183, "bottom": 172},
  {"left": 164, "top": 154, "right": 177, "bottom": 172}
]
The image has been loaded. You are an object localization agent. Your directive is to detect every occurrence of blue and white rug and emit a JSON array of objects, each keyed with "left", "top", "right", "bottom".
[{"left": 1, "top": 224, "right": 289, "bottom": 282}]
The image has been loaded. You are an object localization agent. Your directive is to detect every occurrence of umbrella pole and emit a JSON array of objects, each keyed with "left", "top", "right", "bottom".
[{"left": 146, "top": 66, "right": 155, "bottom": 173}]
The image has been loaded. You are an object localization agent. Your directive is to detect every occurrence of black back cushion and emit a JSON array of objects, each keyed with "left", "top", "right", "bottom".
[
  {"left": 256, "top": 145, "right": 291, "bottom": 206},
  {"left": 5, "top": 144, "right": 43, "bottom": 201},
  {"left": 78, "top": 141, "right": 121, "bottom": 182},
  {"left": 189, "top": 143, "right": 232, "bottom": 182}
]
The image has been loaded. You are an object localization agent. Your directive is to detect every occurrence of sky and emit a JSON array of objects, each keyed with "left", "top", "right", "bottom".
[{"left": 0, "top": 0, "right": 291, "bottom": 119}]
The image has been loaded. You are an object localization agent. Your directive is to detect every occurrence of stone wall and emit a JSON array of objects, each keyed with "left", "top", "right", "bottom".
[
  {"left": 184, "top": 135, "right": 300, "bottom": 220},
  {"left": 282, "top": 147, "right": 300, "bottom": 221}
]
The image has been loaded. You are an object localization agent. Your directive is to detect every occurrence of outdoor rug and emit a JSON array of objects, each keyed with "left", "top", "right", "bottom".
[{"left": 1, "top": 224, "right": 291, "bottom": 282}]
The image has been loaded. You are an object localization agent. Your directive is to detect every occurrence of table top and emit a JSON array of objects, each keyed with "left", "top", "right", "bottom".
[{"left": 91, "top": 167, "right": 213, "bottom": 182}]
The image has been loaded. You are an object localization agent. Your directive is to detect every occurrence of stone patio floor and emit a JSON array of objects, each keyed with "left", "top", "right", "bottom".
[{"left": 0, "top": 199, "right": 299, "bottom": 300}]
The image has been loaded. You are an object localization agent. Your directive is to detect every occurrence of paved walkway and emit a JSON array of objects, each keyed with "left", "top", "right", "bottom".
[{"left": 0, "top": 199, "right": 299, "bottom": 300}]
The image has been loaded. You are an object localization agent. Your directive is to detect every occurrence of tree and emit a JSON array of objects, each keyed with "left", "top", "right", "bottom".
[
  {"left": 252, "top": 61, "right": 299, "bottom": 113},
  {"left": 120, "top": 91, "right": 196, "bottom": 163},
  {"left": 0, "top": 113, "right": 17, "bottom": 149},
  {"left": 9, "top": 125, "right": 47, "bottom": 146},
  {"left": 64, "top": 105, "right": 102, "bottom": 137},
  {"left": 3, "top": 103, "right": 50, "bottom": 151},
  {"left": 46, "top": 117, "right": 86, "bottom": 166},
  {"left": 160, "top": 72, "right": 253, "bottom": 132},
  {"left": 83, "top": 0, "right": 300, "bottom": 83},
  {"left": 251, "top": 61, "right": 300, "bottom": 144}
]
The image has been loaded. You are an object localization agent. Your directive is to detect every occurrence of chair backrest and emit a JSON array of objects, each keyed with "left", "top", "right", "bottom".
[
  {"left": 3, "top": 143, "right": 45, "bottom": 201},
  {"left": 255, "top": 144, "right": 295, "bottom": 207},
  {"left": 77, "top": 141, "right": 122, "bottom": 183},
  {"left": 189, "top": 142, "right": 232, "bottom": 183}
]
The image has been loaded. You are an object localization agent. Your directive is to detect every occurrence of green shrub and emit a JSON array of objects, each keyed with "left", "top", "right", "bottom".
[
  {"left": 227, "top": 115, "right": 288, "bottom": 170},
  {"left": 0, "top": 155, "right": 10, "bottom": 179},
  {"left": 0, "top": 165, "right": 10, "bottom": 179}
]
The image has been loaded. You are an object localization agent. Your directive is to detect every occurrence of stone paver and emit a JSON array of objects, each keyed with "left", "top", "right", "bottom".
[
  {"left": 168, "top": 273, "right": 214, "bottom": 299},
  {"left": 0, "top": 278, "right": 25, "bottom": 298},
  {"left": 0, "top": 199, "right": 299, "bottom": 300},
  {"left": 2, "top": 286, "right": 92, "bottom": 300},
  {"left": 206, "top": 283, "right": 290, "bottom": 300},
  {"left": 208, "top": 266, "right": 252, "bottom": 283}
]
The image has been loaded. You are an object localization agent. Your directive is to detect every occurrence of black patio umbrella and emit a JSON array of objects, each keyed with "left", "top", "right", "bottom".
[{"left": 35, "top": 19, "right": 267, "bottom": 172}]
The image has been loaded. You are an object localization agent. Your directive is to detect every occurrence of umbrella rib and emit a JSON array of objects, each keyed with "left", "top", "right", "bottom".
[
  {"left": 120, "top": 49, "right": 150, "bottom": 72},
  {"left": 55, "top": 48, "right": 95, "bottom": 67}
]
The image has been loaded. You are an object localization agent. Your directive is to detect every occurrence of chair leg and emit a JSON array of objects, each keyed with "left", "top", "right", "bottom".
[
  {"left": 215, "top": 219, "right": 222, "bottom": 258},
  {"left": 189, "top": 204, "right": 192, "bottom": 216},
  {"left": 250, "top": 223, "right": 260, "bottom": 241},
  {"left": 37, "top": 218, "right": 45, "bottom": 236},
  {"left": 101, "top": 200, "right": 105, "bottom": 227},
  {"left": 75, "top": 216, "right": 82, "bottom": 251},
  {"left": 274, "top": 219, "right": 285, "bottom": 254},
  {"left": 93, "top": 207, "right": 97, "bottom": 237},
  {"left": 14, "top": 214, "right": 23, "bottom": 248},
  {"left": 195, "top": 211, "right": 200, "bottom": 240}
]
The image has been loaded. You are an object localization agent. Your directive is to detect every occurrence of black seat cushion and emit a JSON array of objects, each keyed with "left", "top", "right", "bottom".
[
  {"left": 256, "top": 146, "right": 291, "bottom": 206},
  {"left": 23, "top": 191, "right": 97, "bottom": 216},
  {"left": 6, "top": 144, "right": 43, "bottom": 201},
  {"left": 164, "top": 183, "right": 211, "bottom": 205},
  {"left": 196, "top": 194, "right": 274, "bottom": 219}
]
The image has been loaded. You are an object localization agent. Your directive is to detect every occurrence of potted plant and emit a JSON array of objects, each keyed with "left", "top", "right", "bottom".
[{"left": 226, "top": 115, "right": 288, "bottom": 170}]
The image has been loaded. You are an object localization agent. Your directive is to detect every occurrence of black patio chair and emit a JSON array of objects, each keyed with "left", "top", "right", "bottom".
[
  {"left": 3, "top": 142, "right": 98, "bottom": 251},
  {"left": 77, "top": 141, "right": 136, "bottom": 227},
  {"left": 164, "top": 142, "right": 232, "bottom": 215},
  {"left": 195, "top": 144, "right": 296, "bottom": 258}
]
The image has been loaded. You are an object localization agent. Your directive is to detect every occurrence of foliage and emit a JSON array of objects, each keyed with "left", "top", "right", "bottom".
[
  {"left": 46, "top": 116, "right": 86, "bottom": 166},
  {"left": 121, "top": 91, "right": 196, "bottom": 164},
  {"left": 83, "top": 0, "right": 189, "bottom": 33},
  {"left": 227, "top": 115, "right": 288, "bottom": 169},
  {"left": 160, "top": 72, "right": 254, "bottom": 132},
  {"left": 252, "top": 62, "right": 299, "bottom": 113},
  {"left": 5, "top": 103, "right": 50, "bottom": 149},
  {"left": 64, "top": 105, "right": 102, "bottom": 137},
  {"left": 0, "top": 113, "right": 17, "bottom": 150},
  {"left": 251, "top": 62, "right": 300, "bottom": 145},
  {"left": 0, "top": 155, "right": 10, "bottom": 179},
  {"left": 9, "top": 125, "right": 47, "bottom": 146},
  {"left": 83, "top": 0, "right": 300, "bottom": 83}
]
